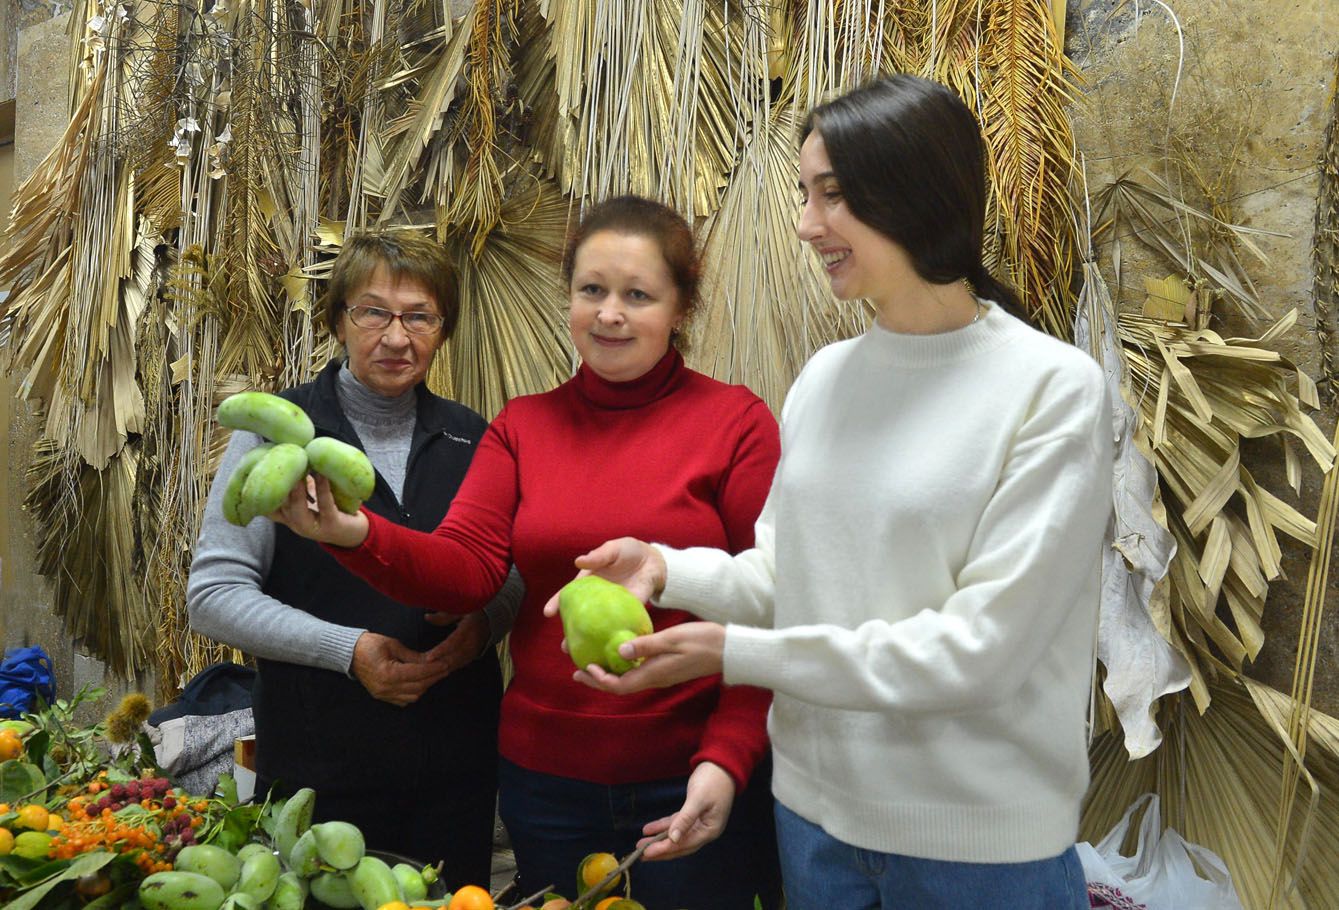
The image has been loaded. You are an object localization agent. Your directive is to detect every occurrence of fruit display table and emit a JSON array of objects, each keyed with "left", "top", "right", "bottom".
[{"left": 0, "top": 691, "right": 653, "bottom": 910}]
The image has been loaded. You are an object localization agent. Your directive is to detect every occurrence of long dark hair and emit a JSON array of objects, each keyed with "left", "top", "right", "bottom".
[{"left": 801, "top": 74, "right": 1028, "bottom": 322}]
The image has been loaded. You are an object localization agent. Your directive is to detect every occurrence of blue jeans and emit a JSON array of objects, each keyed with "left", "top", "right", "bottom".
[
  {"left": 498, "top": 757, "right": 782, "bottom": 909},
  {"left": 775, "top": 801, "right": 1089, "bottom": 910}
]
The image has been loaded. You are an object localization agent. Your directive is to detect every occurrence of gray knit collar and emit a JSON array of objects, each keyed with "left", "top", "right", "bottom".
[{"left": 336, "top": 361, "right": 418, "bottom": 426}]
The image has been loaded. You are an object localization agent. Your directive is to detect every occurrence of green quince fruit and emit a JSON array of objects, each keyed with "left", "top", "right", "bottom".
[
  {"left": 557, "top": 576, "right": 653, "bottom": 674},
  {"left": 12, "top": 830, "right": 52, "bottom": 860}
]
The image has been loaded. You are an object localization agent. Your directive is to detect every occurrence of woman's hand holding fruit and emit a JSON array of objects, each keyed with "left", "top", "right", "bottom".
[
  {"left": 271, "top": 473, "right": 370, "bottom": 549},
  {"left": 541, "top": 537, "right": 668, "bottom": 616},
  {"left": 573, "top": 622, "right": 726, "bottom": 693}
]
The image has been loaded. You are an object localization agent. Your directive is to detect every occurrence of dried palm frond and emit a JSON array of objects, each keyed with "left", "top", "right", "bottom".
[
  {"left": 0, "top": 58, "right": 104, "bottom": 363},
  {"left": 1267, "top": 416, "right": 1339, "bottom": 907},
  {"left": 367, "top": 3, "right": 473, "bottom": 221},
  {"left": 693, "top": 106, "right": 868, "bottom": 412},
  {"left": 435, "top": 0, "right": 524, "bottom": 253},
  {"left": 776, "top": 0, "right": 929, "bottom": 109},
  {"left": 430, "top": 173, "right": 573, "bottom": 419},
  {"left": 1116, "top": 311, "right": 1333, "bottom": 710},
  {"left": 25, "top": 439, "right": 154, "bottom": 676},
  {"left": 1083, "top": 679, "right": 1339, "bottom": 909},
  {"left": 517, "top": 0, "right": 750, "bottom": 218},
  {"left": 1313, "top": 53, "right": 1339, "bottom": 398},
  {"left": 0, "top": 9, "right": 165, "bottom": 677},
  {"left": 1093, "top": 169, "right": 1280, "bottom": 323},
  {"left": 977, "top": 0, "right": 1079, "bottom": 337}
]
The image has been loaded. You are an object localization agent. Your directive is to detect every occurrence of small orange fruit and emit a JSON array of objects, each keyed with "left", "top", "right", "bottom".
[
  {"left": 446, "top": 885, "right": 494, "bottom": 910},
  {"left": 377, "top": 903, "right": 411, "bottom": 910},
  {"left": 593, "top": 899, "right": 624, "bottom": 910},
  {"left": 0, "top": 729, "right": 22, "bottom": 760},
  {"left": 578, "top": 851, "right": 621, "bottom": 894},
  {"left": 14, "top": 804, "right": 48, "bottom": 832},
  {"left": 0, "top": 828, "right": 14, "bottom": 856}
]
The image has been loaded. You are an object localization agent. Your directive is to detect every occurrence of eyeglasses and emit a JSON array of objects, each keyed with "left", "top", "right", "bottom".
[{"left": 345, "top": 305, "right": 444, "bottom": 335}]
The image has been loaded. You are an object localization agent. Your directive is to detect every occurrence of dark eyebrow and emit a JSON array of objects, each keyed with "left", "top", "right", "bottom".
[{"left": 798, "top": 171, "right": 837, "bottom": 190}]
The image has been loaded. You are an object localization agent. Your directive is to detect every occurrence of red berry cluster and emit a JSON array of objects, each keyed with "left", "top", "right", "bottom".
[
  {"left": 160, "top": 810, "right": 199, "bottom": 855},
  {"left": 83, "top": 777, "right": 173, "bottom": 815}
]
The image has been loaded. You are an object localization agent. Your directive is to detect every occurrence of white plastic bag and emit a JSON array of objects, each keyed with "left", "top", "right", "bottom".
[{"left": 1077, "top": 793, "right": 1243, "bottom": 910}]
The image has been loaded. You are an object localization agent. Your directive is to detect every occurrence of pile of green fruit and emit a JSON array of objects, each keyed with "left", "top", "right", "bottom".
[
  {"left": 217, "top": 392, "right": 376, "bottom": 525},
  {"left": 138, "top": 788, "right": 441, "bottom": 910}
]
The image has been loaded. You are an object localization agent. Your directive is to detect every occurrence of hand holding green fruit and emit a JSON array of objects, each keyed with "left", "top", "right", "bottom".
[
  {"left": 216, "top": 391, "right": 376, "bottom": 526},
  {"left": 557, "top": 576, "right": 653, "bottom": 674}
]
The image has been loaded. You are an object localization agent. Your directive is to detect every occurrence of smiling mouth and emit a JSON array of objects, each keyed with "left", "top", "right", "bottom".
[
  {"left": 819, "top": 249, "right": 850, "bottom": 272},
  {"left": 592, "top": 335, "right": 632, "bottom": 346}
]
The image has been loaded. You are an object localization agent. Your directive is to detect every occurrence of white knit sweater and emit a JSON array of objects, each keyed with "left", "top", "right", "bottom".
[{"left": 657, "top": 303, "right": 1113, "bottom": 863}]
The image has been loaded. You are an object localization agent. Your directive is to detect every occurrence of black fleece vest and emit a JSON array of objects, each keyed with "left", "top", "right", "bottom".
[{"left": 253, "top": 360, "right": 501, "bottom": 798}]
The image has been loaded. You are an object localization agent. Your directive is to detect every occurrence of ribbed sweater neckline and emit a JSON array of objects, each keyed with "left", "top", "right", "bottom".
[
  {"left": 336, "top": 361, "right": 417, "bottom": 426},
  {"left": 573, "top": 347, "right": 685, "bottom": 410},
  {"left": 863, "top": 300, "right": 1012, "bottom": 368}
]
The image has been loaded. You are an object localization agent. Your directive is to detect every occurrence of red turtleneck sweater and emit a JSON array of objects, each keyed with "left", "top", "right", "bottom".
[{"left": 331, "top": 350, "right": 779, "bottom": 788}]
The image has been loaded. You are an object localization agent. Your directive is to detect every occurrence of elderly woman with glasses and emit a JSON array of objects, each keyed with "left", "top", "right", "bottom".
[{"left": 187, "top": 230, "right": 523, "bottom": 890}]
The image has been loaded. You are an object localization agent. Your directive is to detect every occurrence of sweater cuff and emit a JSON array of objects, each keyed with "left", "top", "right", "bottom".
[
  {"left": 720, "top": 624, "right": 778, "bottom": 690},
  {"left": 654, "top": 545, "right": 726, "bottom": 621},
  {"left": 690, "top": 750, "right": 749, "bottom": 793},
  {"left": 318, "top": 624, "right": 366, "bottom": 677}
]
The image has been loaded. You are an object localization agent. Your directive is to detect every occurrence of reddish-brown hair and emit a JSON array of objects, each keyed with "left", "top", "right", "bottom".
[{"left": 562, "top": 195, "right": 702, "bottom": 346}]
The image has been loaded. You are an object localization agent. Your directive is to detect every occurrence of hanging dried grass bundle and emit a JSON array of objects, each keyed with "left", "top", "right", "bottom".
[
  {"left": 693, "top": 106, "right": 868, "bottom": 412},
  {"left": 516, "top": 0, "right": 749, "bottom": 218},
  {"left": 1313, "top": 55, "right": 1339, "bottom": 398}
]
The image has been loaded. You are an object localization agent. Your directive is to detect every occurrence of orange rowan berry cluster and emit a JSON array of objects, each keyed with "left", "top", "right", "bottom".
[{"left": 47, "top": 775, "right": 217, "bottom": 874}]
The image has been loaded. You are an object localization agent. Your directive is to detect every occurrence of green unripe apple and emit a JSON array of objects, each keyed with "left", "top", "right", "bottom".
[{"left": 557, "top": 576, "right": 653, "bottom": 674}]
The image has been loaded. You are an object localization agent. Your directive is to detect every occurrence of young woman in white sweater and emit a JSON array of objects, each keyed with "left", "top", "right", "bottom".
[{"left": 545, "top": 75, "right": 1112, "bottom": 909}]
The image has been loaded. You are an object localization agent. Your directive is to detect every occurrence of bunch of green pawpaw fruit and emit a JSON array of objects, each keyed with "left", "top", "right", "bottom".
[
  {"left": 138, "top": 789, "right": 441, "bottom": 910},
  {"left": 217, "top": 392, "right": 375, "bottom": 526}
]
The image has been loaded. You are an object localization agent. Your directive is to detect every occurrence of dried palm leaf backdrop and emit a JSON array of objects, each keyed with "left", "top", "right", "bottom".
[{"left": 1, "top": 1, "right": 1336, "bottom": 904}]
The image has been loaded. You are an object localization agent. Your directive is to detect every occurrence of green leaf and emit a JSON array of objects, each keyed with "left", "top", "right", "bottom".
[
  {"left": 0, "top": 761, "right": 46, "bottom": 802},
  {"left": 0, "top": 852, "right": 115, "bottom": 910},
  {"left": 136, "top": 731, "right": 165, "bottom": 775},
  {"left": 22, "top": 731, "right": 49, "bottom": 769},
  {"left": 215, "top": 773, "right": 238, "bottom": 806},
  {"left": 210, "top": 803, "right": 263, "bottom": 852}
]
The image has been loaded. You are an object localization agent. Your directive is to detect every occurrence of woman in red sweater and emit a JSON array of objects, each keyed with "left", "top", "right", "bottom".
[{"left": 275, "top": 196, "right": 782, "bottom": 908}]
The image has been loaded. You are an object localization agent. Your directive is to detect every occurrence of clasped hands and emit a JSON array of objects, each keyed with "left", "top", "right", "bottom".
[
  {"left": 271, "top": 475, "right": 483, "bottom": 706},
  {"left": 351, "top": 612, "right": 486, "bottom": 707}
]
